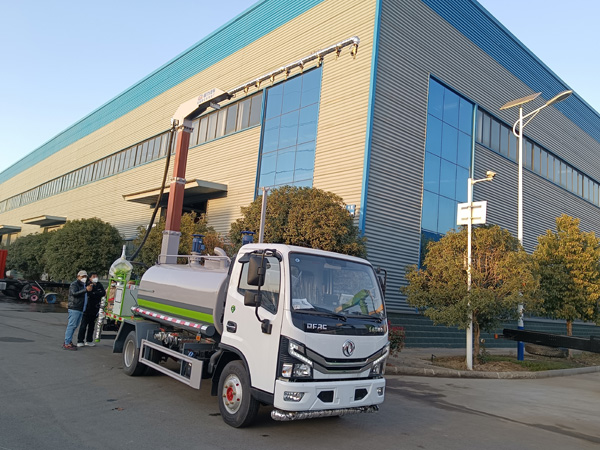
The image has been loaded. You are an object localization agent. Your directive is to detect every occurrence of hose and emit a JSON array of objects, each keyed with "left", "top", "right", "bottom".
[{"left": 129, "top": 125, "right": 176, "bottom": 261}]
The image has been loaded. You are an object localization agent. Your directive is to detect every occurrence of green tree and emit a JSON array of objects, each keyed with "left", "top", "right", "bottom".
[
  {"left": 5, "top": 232, "right": 53, "bottom": 279},
  {"left": 533, "top": 214, "right": 600, "bottom": 336},
  {"left": 229, "top": 186, "right": 366, "bottom": 257},
  {"left": 132, "top": 212, "right": 225, "bottom": 268},
  {"left": 44, "top": 218, "right": 123, "bottom": 281},
  {"left": 404, "top": 225, "right": 539, "bottom": 357}
]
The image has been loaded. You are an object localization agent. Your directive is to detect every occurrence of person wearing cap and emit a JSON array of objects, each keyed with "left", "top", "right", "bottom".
[
  {"left": 76, "top": 272, "right": 106, "bottom": 347},
  {"left": 63, "top": 270, "right": 93, "bottom": 350}
]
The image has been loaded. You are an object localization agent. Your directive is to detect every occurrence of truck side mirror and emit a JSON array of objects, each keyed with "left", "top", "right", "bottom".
[
  {"left": 244, "top": 290, "right": 261, "bottom": 307},
  {"left": 246, "top": 255, "right": 266, "bottom": 287}
]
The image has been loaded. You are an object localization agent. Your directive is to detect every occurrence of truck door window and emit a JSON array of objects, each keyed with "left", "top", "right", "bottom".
[{"left": 237, "top": 256, "right": 280, "bottom": 314}]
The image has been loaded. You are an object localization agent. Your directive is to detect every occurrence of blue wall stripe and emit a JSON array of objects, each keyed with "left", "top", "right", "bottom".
[
  {"left": 421, "top": 0, "right": 600, "bottom": 145},
  {"left": 359, "top": 0, "right": 383, "bottom": 233},
  {"left": 0, "top": 0, "right": 324, "bottom": 185}
]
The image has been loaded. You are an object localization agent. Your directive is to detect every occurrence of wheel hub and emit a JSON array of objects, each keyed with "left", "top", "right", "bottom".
[{"left": 222, "top": 374, "right": 242, "bottom": 414}]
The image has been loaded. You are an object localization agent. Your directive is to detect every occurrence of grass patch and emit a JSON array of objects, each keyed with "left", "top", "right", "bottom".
[{"left": 430, "top": 352, "right": 600, "bottom": 372}]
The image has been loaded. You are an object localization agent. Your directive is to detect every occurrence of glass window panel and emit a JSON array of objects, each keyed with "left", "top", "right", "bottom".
[
  {"left": 297, "top": 104, "right": 318, "bottom": 144},
  {"left": 301, "top": 68, "right": 322, "bottom": 107},
  {"left": 262, "top": 117, "right": 280, "bottom": 153},
  {"left": 249, "top": 93, "right": 262, "bottom": 126},
  {"left": 437, "top": 197, "right": 456, "bottom": 234},
  {"left": 259, "top": 152, "right": 276, "bottom": 187},
  {"left": 236, "top": 98, "right": 251, "bottom": 130},
  {"left": 189, "top": 119, "right": 200, "bottom": 147},
  {"left": 153, "top": 137, "right": 162, "bottom": 160},
  {"left": 293, "top": 179, "right": 313, "bottom": 188},
  {"left": 476, "top": 110, "right": 483, "bottom": 143},
  {"left": 278, "top": 110, "right": 299, "bottom": 149},
  {"left": 198, "top": 116, "right": 209, "bottom": 144},
  {"left": 282, "top": 76, "right": 302, "bottom": 114},
  {"left": 147, "top": 139, "right": 156, "bottom": 161},
  {"left": 423, "top": 152, "right": 441, "bottom": 194},
  {"left": 458, "top": 98, "right": 473, "bottom": 135},
  {"left": 482, "top": 112, "right": 491, "bottom": 148},
  {"left": 141, "top": 142, "right": 150, "bottom": 164},
  {"left": 499, "top": 125, "right": 509, "bottom": 156},
  {"left": 265, "top": 84, "right": 283, "bottom": 120},
  {"left": 225, "top": 103, "right": 238, "bottom": 135},
  {"left": 215, "top": 109, "right": 227, "bottom": 138},
  {"left": 294, "top": 142, "right": 315, "bottom": 181},
  {"left": 421, "top": 191, "right": 439, "bottom": 232},
  {"left": 441, "top": 124, "right": 458, "bottom": 164},
  {"left": 508, "top": 131, "right": 517, "bottom": 161},
  {"left": 439, "top": 159, "right": 457, "bottom": 199},
  {"left": 525, "top": 141, "right": 532, "bottom": 169},
  {"left": 533, "top": 145, "right": 541, "bottom": 173},
  {"left": 554, "top": 159, "right": 560, "bottom": 184},
  {"left": 275, "top": 148, "right": 295, "bottom": 185},
  {"left": 425, "top": 115, "right": 442, "bottom": 156},
  {"left": 457, "top": 132, "right": 471, "bottom": 169},
  {"left": 427, "top": 79, "right": 444, "bottom": 120},
  {"left": 540, "top": 151, "right": 548, "bottom": 178},
  {"left": 456, "top": 166, "right": 469, "bottom": 203},
  {"left": 583, "top": 176, "right": 589, "bottom": 200},
  {"left": 206, "top": 113, "right": 217, "bottom": 141},
  {"left": 490, "top": 119, "right": 500, "bottom": 152},
  {"left": 566, "top": 167, "right": 572, "bottom": 191},
  {"left": 577, "top": 173, "right": 582, "bottom": 195},
  {"left": 443, "top": 89, "right": 459, "bottom": 128}
]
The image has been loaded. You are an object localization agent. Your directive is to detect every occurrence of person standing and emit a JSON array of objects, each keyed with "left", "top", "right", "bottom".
[
  {"left": 77, "top": 272, "right": 106, "bottom": 347},
  {"left": 63, "top": 270, "right": 92, "bottom": 350}
]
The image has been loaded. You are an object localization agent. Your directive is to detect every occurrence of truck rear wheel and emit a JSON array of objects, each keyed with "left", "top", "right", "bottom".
[
  {"left": 218, "top": 361, "right": 259, "bottom": 428},
  {"left": 122, "top": 331, "right": 146, "bottom": 376}
]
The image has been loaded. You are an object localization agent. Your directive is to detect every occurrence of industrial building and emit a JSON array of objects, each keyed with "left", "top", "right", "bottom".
[{"left": 2, "top": 0, "right": 600, "bottom": 317}]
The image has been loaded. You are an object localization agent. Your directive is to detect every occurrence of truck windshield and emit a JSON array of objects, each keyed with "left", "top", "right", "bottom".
[{"left": 289, "top": 253, "right": 384, "bottom": 319}]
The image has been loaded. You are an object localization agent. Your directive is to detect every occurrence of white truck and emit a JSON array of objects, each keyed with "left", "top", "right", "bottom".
[
  {"left": 112, "top": 243, "right": 388, "bottom": 427},
  {"left": 109, "top": 71, "right": 387, "bottom": 427}
]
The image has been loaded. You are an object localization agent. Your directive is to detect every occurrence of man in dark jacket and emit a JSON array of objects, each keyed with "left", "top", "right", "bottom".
[
  {"left": 63, "top": 270, "right": 92, "bottom": 350},
  {"left": 77, "top": 272, "right": 106, "bottom": 347}
]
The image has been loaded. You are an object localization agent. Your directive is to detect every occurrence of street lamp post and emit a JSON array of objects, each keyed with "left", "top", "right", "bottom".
[
  {"left": 500, "top": 89, "right": 572, "bottom": 360},
  {"left": 466, "top": 171, "right": 495, "bottom": 370}
]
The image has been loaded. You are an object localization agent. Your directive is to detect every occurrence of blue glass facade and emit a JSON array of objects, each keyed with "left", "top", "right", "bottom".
[
  {"left": 258, "top": 67, "right": 322, "bottom": 191},
  {"left": 421, "top": 78, "right": 474, "bottom": 238}
]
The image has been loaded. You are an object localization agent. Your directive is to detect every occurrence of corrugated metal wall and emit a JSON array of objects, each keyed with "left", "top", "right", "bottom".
[
  {"left": 365, "top": 0, "right": 600, "bottom": 312},
  {"left": 0, "top": 0, "right": 377, "bottom": 241}
]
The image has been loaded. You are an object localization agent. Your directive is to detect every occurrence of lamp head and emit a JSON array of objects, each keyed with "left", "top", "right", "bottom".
[
  {"left": 546, "top": 90, "right": 572, "bottom": 107},
  {"left": 486, "top": 171, "right": 496, "bottom": 180}
]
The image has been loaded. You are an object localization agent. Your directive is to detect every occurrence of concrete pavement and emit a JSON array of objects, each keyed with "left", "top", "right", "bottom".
[{"left": 386, "top": 347, "right": 600, "bottom": 379}]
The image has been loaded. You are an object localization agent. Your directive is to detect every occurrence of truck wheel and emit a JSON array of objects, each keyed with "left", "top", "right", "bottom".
[
  {"left": 122, "top": 331, "right": 146, "bottom": 376},
  {"left": 218, "top": 361, "right": 259, "bottom": 428}
]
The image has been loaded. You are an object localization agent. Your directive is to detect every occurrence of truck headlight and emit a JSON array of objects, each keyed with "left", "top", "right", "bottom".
[
  {"left": 293, "top": 363, "right": 312, "bottom": 377},
  {"left": 282, "top": 363, "right": 293, "bottom": 378},
  {"left": 370, "top": 344, "right": 389, "bottom": 376},
  {"left": 288, "top": 341, "right": 313, "bottom": 367}
]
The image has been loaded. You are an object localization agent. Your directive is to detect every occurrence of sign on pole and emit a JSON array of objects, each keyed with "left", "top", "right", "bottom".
[{"left": 457, "top": 201, "right": 487, "bottom": 225}]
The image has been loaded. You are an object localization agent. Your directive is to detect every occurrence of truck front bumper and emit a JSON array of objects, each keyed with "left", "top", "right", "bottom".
[{"left": 272, "top": 377, "right": 385, "bottom": 415}]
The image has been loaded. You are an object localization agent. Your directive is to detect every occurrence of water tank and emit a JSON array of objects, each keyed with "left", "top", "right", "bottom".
[{"left": 137, "top": 261, "right": 229, "bottom": 334}]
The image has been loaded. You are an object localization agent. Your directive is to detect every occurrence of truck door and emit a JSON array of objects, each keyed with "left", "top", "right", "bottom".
[{"left": 221, "top": 254, "right": 283, "bottom": 394}]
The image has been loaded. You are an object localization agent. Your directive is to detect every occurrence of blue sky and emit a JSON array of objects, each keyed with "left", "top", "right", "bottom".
[{"left": 1, "top": 0, "right": 598, "bottom": 174}]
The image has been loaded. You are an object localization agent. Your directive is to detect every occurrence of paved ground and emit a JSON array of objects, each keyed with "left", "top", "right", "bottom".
[{"left": 2, "top": 296, "right": 600, "bottom": 449}]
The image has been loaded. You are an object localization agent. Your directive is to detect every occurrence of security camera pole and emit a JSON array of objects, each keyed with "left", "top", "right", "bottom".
[{"left": 459, "top": 171, "right": 495, "bottom": 370}]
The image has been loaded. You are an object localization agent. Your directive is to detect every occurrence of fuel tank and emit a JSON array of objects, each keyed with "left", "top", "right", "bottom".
[{"left": 136, "top": 260, "right": 230, "bottom": 335}]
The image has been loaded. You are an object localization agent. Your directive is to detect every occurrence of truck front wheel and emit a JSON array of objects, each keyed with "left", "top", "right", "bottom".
[
  {"left": 218, "top": 361, "right": 259, "bottom": 428},
  {"left": 122, "top": 331, "right": 146, "bottom": 376}
]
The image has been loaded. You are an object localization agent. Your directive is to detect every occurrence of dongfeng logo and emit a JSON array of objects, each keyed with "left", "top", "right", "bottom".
[{"left": 342, "top": 340, "right": 355, "bottom": 357}]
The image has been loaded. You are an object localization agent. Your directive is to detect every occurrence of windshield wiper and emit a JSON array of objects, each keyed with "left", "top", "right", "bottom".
[
  {"left": 346, "top": 312, "right": 383, "bottom": 323},
  {"left": 293, "top": 308, "right": 347, "bottom": 322}
]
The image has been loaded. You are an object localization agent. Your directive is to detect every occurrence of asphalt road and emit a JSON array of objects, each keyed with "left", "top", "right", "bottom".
[{"left": 0, "top": 297, "right": 599, "bottom": 450}]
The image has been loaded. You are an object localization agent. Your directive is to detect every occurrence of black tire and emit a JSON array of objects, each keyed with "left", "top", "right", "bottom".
[
  {"left": 218, "top": 361, "right": 260, "bottom": 428},
  {"left": 122, "top": 331, "right": 147, "bottom": 376}
]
